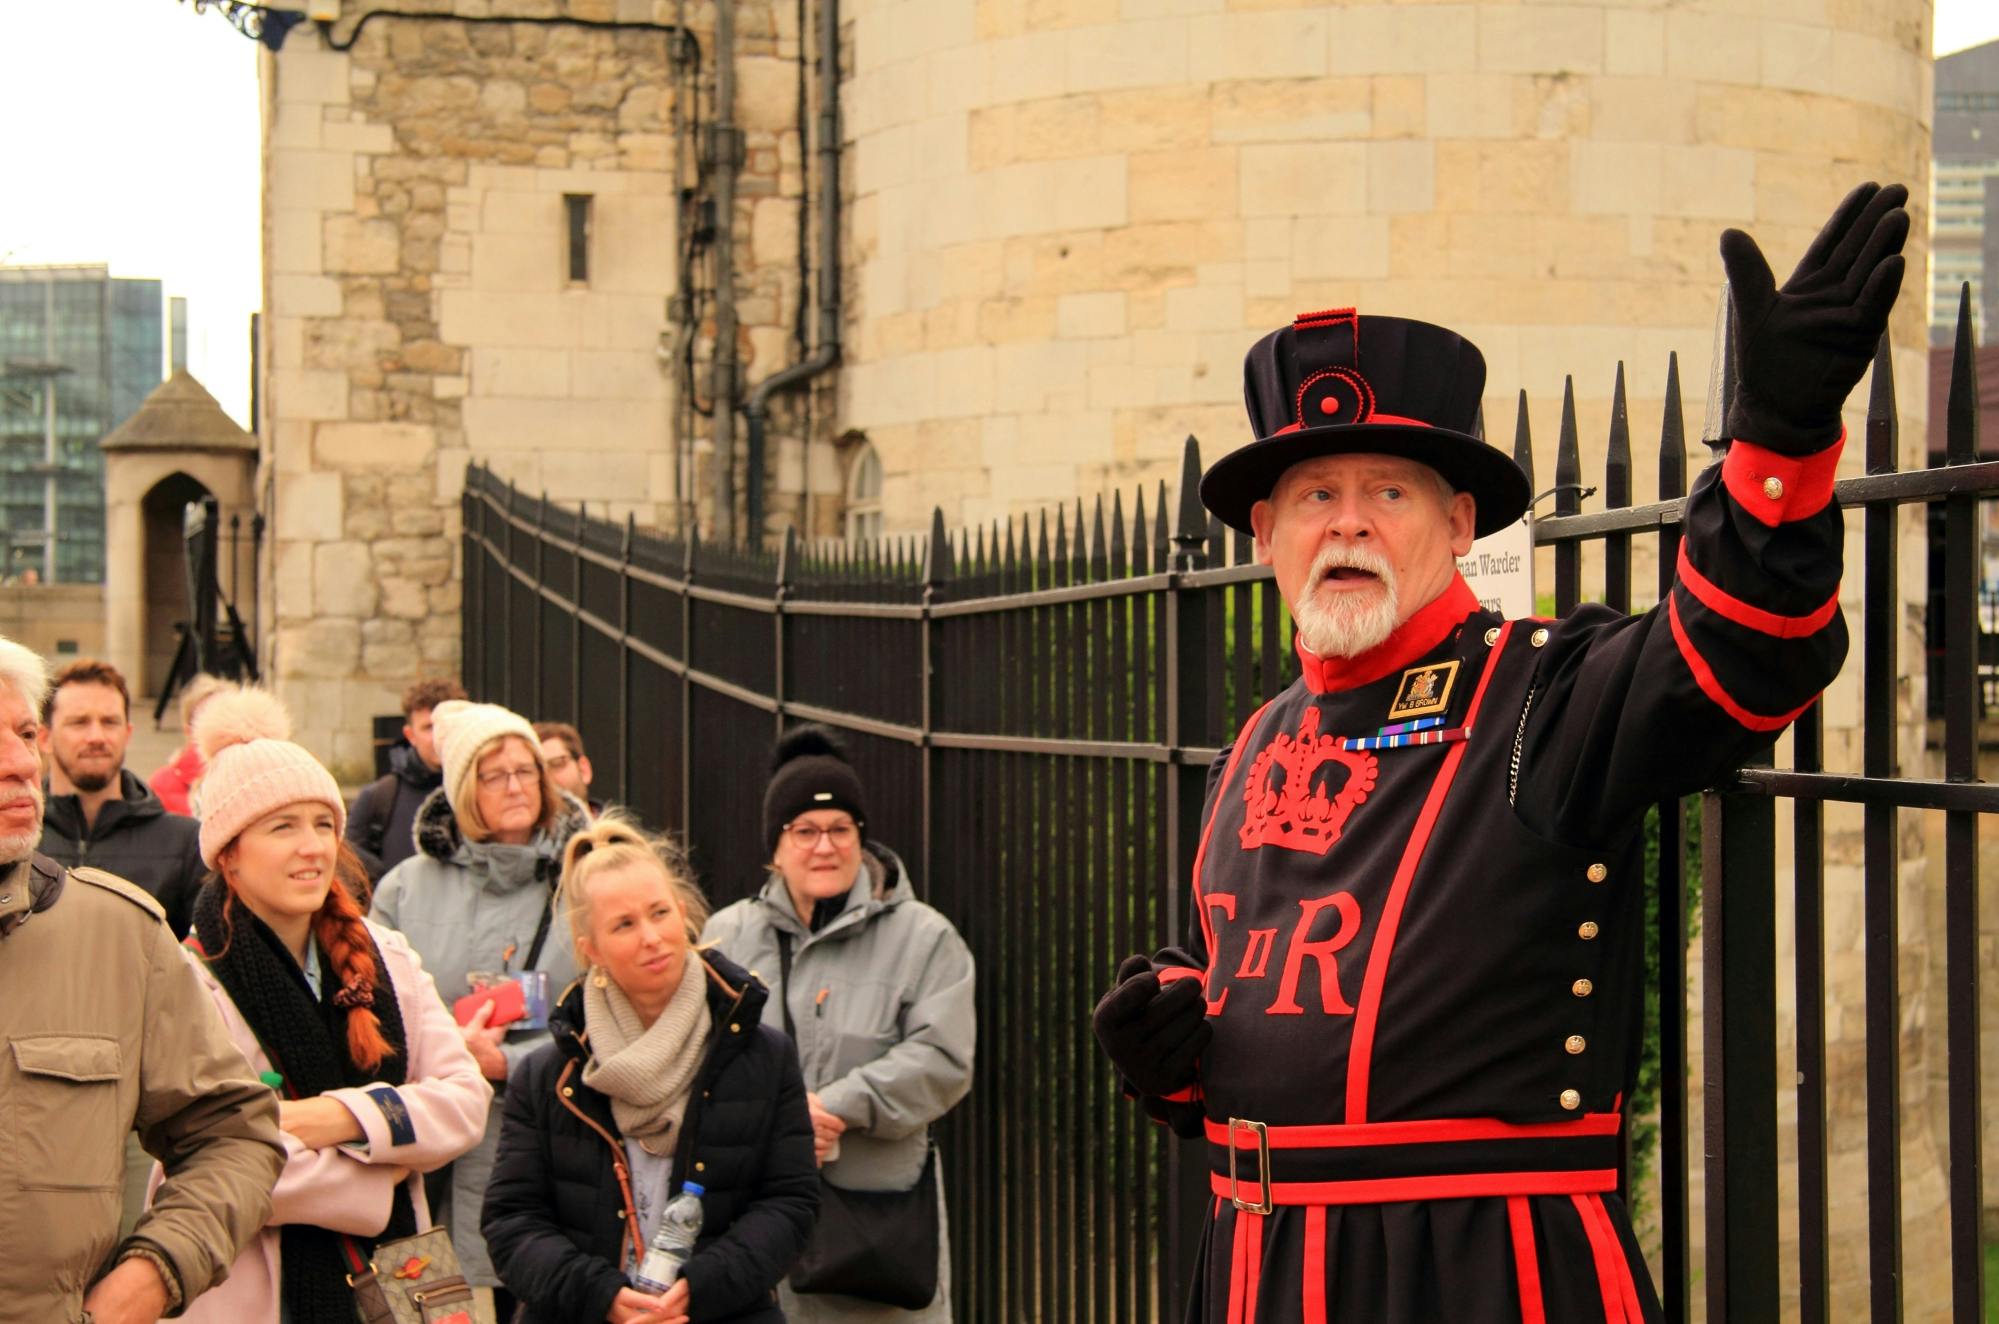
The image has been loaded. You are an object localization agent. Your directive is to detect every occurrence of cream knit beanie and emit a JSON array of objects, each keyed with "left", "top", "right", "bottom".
[
  {"left": 193, "top": 687, "right": 347, "bottom": 868},
  {"left": 431, "top": 698, "right": 542, "bottom": 812}
]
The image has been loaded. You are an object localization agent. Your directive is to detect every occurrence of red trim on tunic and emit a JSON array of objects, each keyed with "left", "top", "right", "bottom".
[
  {"left": 1666, "top": 594, "right": 1821, "bottom": 733},
  {"left": 1243, "top": 1211, "right": 1264, "bottom": 1320},
  {"left": 1721, "top": 432, "right": 1844, "bottom": 527},
  {"left": 1295, "top": 576, "right": 1481, "bottom": 694},
  {"left": 1572, "top": 1192, "right": 1634, "bottom": 1324},
  {"left": 1344, "top": 621, "right": 1515, "bottom": 1123},
  {"left": 1208, "top": 1167, "right": 1619, "bottom": 1206},
  {"left": 1205, "top": 1113, "right": 1622, "bottom": 1149},
  {"left": 1226, "top": 1212, "right": 1250, "bottom": 1324},
  {"left": 1160, "top": 1083, "right": 1203, "bottom": 1104},
  {"left": 1195, "top": 702, "right": 1277, "bottom": 963},
  {"left": 1507, "top": 1196, "right": 1547, "bottom": 1324},
  {"left": 1676, "top": 543, "right": 1840, "bottom": 638},
  {"left": 1303, "top": 1206, "right": 1328, "bottom": 1324},
  {"left": 1591, "top": 1194, "right": 1647, "bottom": 1324}
]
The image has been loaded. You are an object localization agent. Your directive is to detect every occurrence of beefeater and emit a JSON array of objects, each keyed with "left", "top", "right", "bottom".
[{"left": 1092, "top": 182, "right": 1908, "bottom": 1324}]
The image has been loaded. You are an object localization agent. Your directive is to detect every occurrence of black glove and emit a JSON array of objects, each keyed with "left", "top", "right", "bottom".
[
  {"left": 1092, "top": 953, "right": 1212, "bottom": 1098},
  {"left": 1721, "top": 181, "right": 1908, "bottom": 454}
]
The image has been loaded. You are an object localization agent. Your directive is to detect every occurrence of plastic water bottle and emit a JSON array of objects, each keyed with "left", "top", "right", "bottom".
[{"left": 632, "top": 1182, "right": 705, "bottom": 1292}]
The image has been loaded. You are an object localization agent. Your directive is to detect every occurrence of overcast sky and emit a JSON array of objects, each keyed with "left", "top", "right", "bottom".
[{"left": 1, "top": 1, "right": 1995, "bottom": 429}]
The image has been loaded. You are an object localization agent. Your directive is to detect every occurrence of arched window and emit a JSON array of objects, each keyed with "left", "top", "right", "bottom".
[{"left": 845, "top": 443, "right": 882, "bottom": 542}]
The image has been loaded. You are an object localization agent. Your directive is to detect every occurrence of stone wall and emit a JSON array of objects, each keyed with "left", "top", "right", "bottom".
[{"left": 0, "top": 585, "right": 105, "bottom": 664}]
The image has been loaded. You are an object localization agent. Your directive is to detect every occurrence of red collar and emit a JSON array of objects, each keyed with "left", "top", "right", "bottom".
[{"left": 1294, "top": 575, "right": 1480, "bottom": 694}]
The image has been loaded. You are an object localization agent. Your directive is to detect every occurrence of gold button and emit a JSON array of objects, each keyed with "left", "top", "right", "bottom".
[
  {"left": 1762, "top": 476, "right": 1784, "bottom": 500},
  {"left": 1560, "top": 1089, "right": 1582, "bottom": 1111},
  {"left": 1530, "top": 628, "right": 1549, "bottom": 648},
  {"left": 1586, "top": 863, "right": 1608, "bottom": 883},
  {"left": 730, "top": 1023, "right": 741, "bottom": 1033},
  {"left": 1578, "top": 921, "right": 1599, "bottom": 940},
  {"left": 561, "top": 1087, "right": 573, "bottom": 1097},
  {"left": 695, "top": 1161, "right": 706, "bottom": 1172},
  {"left": 1484, "top": 626, "right": 1501, "bottom": 646},
  {"left": 1572, "top": 979, "right": 1593, "bottom": 997},
  {"left": 1565, "top": 1035, "right": 1587, "bottom": 1055},
  {"left": 617, "top": 1209, "right": 627, "bottom": 1219}
]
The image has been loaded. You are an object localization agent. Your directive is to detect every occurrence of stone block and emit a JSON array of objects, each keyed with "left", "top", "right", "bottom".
[
  {"left": 323, "top": 217, "right": 402, "bottom": 275},
  {"left": 470, "top": 347, "right": 570, "bottom": 399},
  {"left": 277, "top": 620, "right": 363, "bottom": 681},
  {"left": 1293, "top": 215, "right": 1391, "bottom": 281},
  {"left": 361, "top": 619, "right": 422, "bottom": 680},
  {"left": 277, "top": 49, "right": 351, "bottom": 106},
  {"left": 304, "top": 319, "right": 399, "bottom": 373},
  {"left": 1327, "top": 6, "right": 1476, "bottom": 75},
  {"left": 1370, "top": 76, "right": 1427, "bottom": 140},
  {"left": 1425, "top": 74, "right": 1519, "bottom": 141},
  {"left": 1832, "top": 31, "right": 1921, "bottom": 112},
  {"left": 1056, "top": 291, "right": 1128, "bottom": 339},
  {"left": 271, "top": 369, "right": 350, "bottom": 422},
  {"left": 1591, "top": 77, "right": 1696, "bottom": 145},
  {"left": 271, "top": 209, "right": 324, "bottom": 276},
  {"left": 461, "top": 396, "right": 668, "bottom": 452},
  {"left": 1569, "top": 140, "right": 1662, "bottom": 216},
  {"left": 313, "top": 542, "right": 379, "bottom": 618},
  {"left": 1657, "top": 145, "right": 1755, "bottom": 221},
  {"left": 271, "top": 275, "right": 344, "bottom": 320},
  {"left": 1476, "top": 6, "right": 1604, "bottom": 75},
  {"left": 1239, "top": 142, "right": 1366, "bottom": 217},
  {"left": 927, "top": 44, "right": 993, "bottom": 117},
  {"left": 273, "top": 542, "right": 314, "bottom": 617},
  {"left": 1187, "top": 10, "right": 1329, "bottom": 83},
  {"left": 737, "top": 56, "right": 797, "bottom": 133},
  {"left": 323, "top": 120, "right": 396, "bottom": 154},
  {"left": 271, "top": 104, "right": 322, "bottom": 151},
  {"left": 593, "top": 193, "right": 676, "bottom": 291},
  {"left": 314, "top": 422, "right": 438, "bottom": 472},
  {"left": 753, "top": 196, "right": 800, "bottom": 267},
  {"left": 379, "top": 577, "right": 432, "bottom": 620},
  {"left": 1604, "top": 10, "right": 1666, "bottom": 77},
  {"left": 985, "top": 31, "right": 1070, "bottom": 105},
  {"left": 1065, "top": 19, "right": 1189, "bottom": 95},
  {"left": 479, "top": 189, "right": 559, "bottom": 237},
  {"left": 271, "top": 151, "right": 357, "bottom": 212},
  {"left": 1664, "top": 10, "right": 1760, "bottom": 85},
  {"left": 981, "top": 157, "right": 1130, "bottom": 239},
  {"left": 1367, "top": 141, "right": 1434, "bottom": 215},
  {"left": 472, "top": 232, "right": 562, "bottom": 293},
  {"left": 439, "top": 291, "right": 583, "bottom": 349},
  {"left": 572, "top": 350, "right": 667, "bottom": 400},
  {"left": 1164, "top": 283, "right": 1244, "bottom": 333},
  {"left": 1129, "top": 147, "right": 1240, "bottom": 223},
  {"left": 540, "top": 450, "right": 654, "bottom": 500}
]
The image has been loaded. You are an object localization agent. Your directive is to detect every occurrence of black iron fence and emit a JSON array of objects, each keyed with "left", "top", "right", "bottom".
[{"left": 461, "top": 293, "right": 1996, "bottom": 1323}]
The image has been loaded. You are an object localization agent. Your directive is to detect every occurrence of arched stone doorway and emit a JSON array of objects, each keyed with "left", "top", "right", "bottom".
[{"left": 139, "top": 472, "right": 211, "bottom": 697}]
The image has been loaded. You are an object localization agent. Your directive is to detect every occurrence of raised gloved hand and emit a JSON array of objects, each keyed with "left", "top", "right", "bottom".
[
  {"left": 1720, "top": 181, "right": 1908, "bottom": 454},
  {"left": 1092, "top": 954, "right": 1212, "bottom": 1098}
]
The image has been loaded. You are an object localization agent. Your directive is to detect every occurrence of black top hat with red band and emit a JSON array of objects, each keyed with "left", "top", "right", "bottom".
[{"left": 1200, "top": 309, "right": 1531, "bottom": 538}]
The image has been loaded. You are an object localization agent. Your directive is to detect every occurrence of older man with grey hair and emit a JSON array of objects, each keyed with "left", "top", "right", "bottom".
[{"left": 0, "top": 634, "right": 283, "bottom": 1323}]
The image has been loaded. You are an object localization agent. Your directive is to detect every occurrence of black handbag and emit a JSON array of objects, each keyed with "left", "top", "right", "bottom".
[{"left": 777, "top": 932, "right": 942, "bottom": 1310}]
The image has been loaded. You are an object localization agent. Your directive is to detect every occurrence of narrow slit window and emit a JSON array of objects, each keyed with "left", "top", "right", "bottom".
[{"left": 564, "top": 194, "right": 592, "bottom": 284}]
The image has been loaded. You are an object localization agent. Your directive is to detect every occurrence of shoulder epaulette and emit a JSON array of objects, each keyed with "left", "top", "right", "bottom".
[{"left": 69, "top": 868, "right": 168, "bottom": 922}]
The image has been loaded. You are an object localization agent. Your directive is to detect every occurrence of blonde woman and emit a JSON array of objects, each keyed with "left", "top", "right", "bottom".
[{"left": 483, "top": 815, "right": 818, "bottom": 1324}]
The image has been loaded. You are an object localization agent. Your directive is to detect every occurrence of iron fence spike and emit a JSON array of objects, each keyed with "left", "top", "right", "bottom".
[
  {"left": 1606, "top": 361, "right": 1631, "bottom": 508},
  {"left": 1948, "top": 284, "right": 1977, "bottom": 466},
  {"left": 1174, "top": 434, "right": 1206, "bottom": 549},
  {"left": 1513, "top": 390, "right": 1535, "bottom": 491},
  {"left": 1660, "top": 352, "right": 1687, "bottom": 500},
  {"left": 1556, "top": 376, "right": 1581, "bottom": 515}
]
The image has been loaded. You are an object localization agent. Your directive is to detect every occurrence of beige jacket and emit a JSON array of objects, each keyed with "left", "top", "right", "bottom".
[{"left": 0, "top": 855, "right": 283, "bottom": 1323}]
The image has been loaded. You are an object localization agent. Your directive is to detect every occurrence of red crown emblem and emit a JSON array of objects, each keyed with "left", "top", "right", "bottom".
[{"left": 1239, "top": 708, "right": 1378, "bottom": 855}]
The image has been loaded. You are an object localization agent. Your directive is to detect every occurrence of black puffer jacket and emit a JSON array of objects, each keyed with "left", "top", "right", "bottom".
[
  {"left": 482, "top": 949, "right": 819, "bottom": 1324},
  {"left": 345, "top": 742, "right": 443, "bottom": 880},
  {"left": 36, "top": 769, "right": 204, "bottom": 937}
]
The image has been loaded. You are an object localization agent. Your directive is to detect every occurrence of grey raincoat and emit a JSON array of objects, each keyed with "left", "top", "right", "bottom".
[
  {"left": 703, "top": 844, "right": 974, "bottom": 1324},
  {"left": 369, "top": 788, "right": 587, "bottom": 1288}
]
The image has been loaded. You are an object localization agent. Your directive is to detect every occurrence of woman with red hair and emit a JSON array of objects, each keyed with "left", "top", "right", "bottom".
[{"left": 155, "top": 687, "right": 491, "bottom": 1324}]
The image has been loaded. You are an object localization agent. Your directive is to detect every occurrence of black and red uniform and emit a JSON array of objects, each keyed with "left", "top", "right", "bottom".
[{"left": 1139, "top": 433, "right": 1846, "bottom": 1323}]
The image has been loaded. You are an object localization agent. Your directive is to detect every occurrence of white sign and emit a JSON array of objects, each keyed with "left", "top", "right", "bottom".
[{"left": 1458, "top": 518, "right": 1536, "bottom": 620}]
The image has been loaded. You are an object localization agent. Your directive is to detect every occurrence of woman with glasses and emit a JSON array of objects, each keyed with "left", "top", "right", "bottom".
[
  {"left": 704, "top": 726, "right": 975, "bottom": 1323},
  {"left": 372, "top": 699, "right": 591, "bottom": 1318}
]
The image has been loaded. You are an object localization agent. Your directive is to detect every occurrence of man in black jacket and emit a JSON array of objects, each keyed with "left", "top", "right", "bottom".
[
  {"left": 346, "top": 676, "right": 463, "bottom": 880},
  {"left": 36, "top": 659, "right": 203, "bottom": 939}
]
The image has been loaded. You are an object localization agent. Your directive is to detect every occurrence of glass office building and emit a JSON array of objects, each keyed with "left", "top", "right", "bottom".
[{"left": 0, "top": 265, "right": 164, "bottom": 583}]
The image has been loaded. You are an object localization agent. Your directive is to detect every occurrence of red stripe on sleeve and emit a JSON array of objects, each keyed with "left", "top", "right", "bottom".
[
  {"left": 1677, "top": 543, "right": 1840, "bottom": 638},
  {"left": 1507, "top": 1196, "right": 1547, "bottom": 1324},
  {"left": 1666, "top": 594, "right": 1821, "bottom": 733},
  {"left": 1721, "top": 433, "right": 1843, "bottom": 527}
]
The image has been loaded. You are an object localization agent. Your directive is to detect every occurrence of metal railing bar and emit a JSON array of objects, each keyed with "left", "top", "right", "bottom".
[{"left": 1728, "top": 770, "right": 1999, "bottom": 812}]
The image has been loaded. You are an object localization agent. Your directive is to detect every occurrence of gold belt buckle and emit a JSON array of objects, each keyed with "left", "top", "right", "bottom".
[{"left": 1226, "top": 1116, "right": 1273, "bottom": 1214}]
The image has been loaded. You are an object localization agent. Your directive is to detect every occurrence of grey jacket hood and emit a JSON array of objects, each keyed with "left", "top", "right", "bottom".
[{"left": 409, "top": 785, "right": 591, "bottom": 892}]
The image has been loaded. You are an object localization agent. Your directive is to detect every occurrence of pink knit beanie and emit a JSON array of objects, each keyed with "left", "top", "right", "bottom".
[{"left": 193, "top": 687, "right": 347, "bottom": 868}]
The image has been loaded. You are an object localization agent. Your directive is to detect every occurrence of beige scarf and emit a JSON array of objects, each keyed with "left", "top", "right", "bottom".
[{"left": 581, "top": 953, "right": 713, "bottom": 1155}]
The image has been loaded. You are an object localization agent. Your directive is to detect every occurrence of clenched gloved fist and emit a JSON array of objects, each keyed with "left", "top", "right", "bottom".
[
  {"left": 1720, "top": 181, "right": 1908, "bottom": 454},
  {"left": 1092, "top": 953, "right": 1212, "bottom": 1099}
]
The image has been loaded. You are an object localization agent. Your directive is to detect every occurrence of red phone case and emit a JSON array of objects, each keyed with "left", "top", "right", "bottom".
[{"left": 453, "top": 979, "right": 526, "bottom": 1028}]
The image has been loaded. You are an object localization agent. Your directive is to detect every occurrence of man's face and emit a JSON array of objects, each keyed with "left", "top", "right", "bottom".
[
  {"left": 540, "top": 737, "right": 591, "bottom": 798},
  {"left": 406, "top": 707, "right": 442, "bottom": 771},
  {"left": 0, "top": 685, "right": 46, "bottom": 861},
  {"left": 1250, "top": 453, "right": 1476, "bottom": 658},
  {"left": 39, "top": 682, "right": 130, "bottom": 794}
]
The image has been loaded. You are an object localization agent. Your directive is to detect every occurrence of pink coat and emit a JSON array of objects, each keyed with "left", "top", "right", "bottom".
[{"left": 154, "top": 921, "right": 492, "bottom": 1323}]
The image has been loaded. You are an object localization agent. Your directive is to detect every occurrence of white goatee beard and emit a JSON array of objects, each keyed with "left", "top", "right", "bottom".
[{"left": 1292, "top": 545, "right": 1401, "bottom": 659}]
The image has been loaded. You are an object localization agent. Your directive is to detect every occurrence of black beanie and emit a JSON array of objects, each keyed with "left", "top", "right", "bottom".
[{"left": 764, "top": 725, "right": 869, "bottom": 853}]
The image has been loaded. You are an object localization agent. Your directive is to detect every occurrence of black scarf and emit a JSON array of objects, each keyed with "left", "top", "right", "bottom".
[{"left": 190, "top": 880, "right": 415, "bottom": 1324}]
